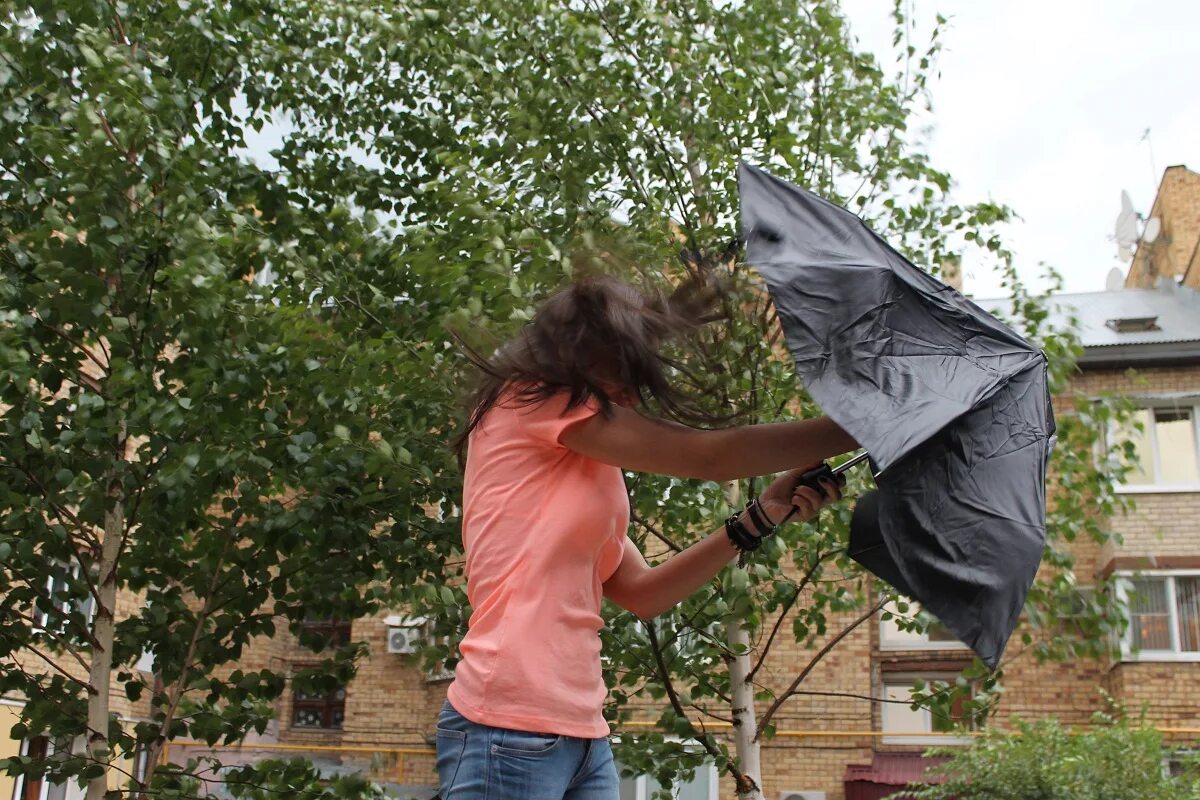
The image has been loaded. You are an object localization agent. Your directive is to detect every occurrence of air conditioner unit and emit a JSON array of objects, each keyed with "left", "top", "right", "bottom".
[
  {"left": 780, "top": 792, "right": 826, "bottom": 800},
  {"left": 386, "top": 625, "right": 423, "bottom": 654}
]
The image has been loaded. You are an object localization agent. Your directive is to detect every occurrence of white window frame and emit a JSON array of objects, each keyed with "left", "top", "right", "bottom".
[
  {"left": 1116, "top": 571, "right": 1200, "bottom": 662},
  {"left": 10, "top": 734, "right": 87, "bottom": 800},
  {"left": 3, "top": 707, "right": 148, "bottom": 799},
  {"left": 32, "top": 559, "right": 97, "bottom": 632},
  {"left": 1164, "top": 748, "right": 1198, "bottom": 780},
  {"left": 880, "top": 673, "right": 975, "bottom": 747},
  {"left": 878, "top": 599, "right": 969, "bottom": 652},
  {"left": 614, "top": 737, "right": 719, "bottom": 800},
  {"left": 1110, "top": 400, "right": 1200, "bottom": 494}
]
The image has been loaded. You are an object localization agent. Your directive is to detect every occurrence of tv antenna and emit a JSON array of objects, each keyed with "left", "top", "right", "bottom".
[{"left": 1140, "top": 128, "right": 1158, "bottom": 190}]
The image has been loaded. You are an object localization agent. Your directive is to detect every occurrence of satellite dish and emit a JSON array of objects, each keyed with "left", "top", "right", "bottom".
[
  {"left": 1105, "top": 266, "right": 1125, "bottom": 291},
  {"left": 1142, "top": 216, "right": 1161, "bottom": 244},
  {"left": 1114, "top": 190, "right": 1139, "bottom": 248}
]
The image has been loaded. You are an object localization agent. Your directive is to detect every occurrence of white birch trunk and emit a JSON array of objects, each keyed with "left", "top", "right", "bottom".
[
  {"left": 723, "top": 481, "right": 765, "bottom": 800},
  {"left": 728, "top": 621, "right": 764, "bottom": 799},
  {"left": 86, "top": 429, "right": 125, "bottom": 800}
]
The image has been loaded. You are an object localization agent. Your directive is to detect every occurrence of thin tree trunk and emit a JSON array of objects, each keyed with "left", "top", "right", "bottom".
[
  {"left": 728, "top": 620, "right": 764, "bottom": 799},
  {"left": 666, "top": 10, "right": 761, "bottom": 788},
  {"left": 86, "top": 423, "right": 126, "bottom": 800},
  {"left": 723, "top": 482, "right": 764, "bottom": 800}
]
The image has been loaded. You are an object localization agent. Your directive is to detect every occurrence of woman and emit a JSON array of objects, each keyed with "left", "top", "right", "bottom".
[{"left": 437, "top": 273, "right": 856, "bottom": 799}]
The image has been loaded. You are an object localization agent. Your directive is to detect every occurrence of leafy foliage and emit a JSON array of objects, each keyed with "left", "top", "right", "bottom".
[
  {"left": 902, "top": 715, "right": 1200, "bottom": 800},
  {"left": 222, "top": 759, "right": 388, "bottom": 800},
  {"left": 1, "top": 0, "right": 1141, "bottom": 797},
  {"left": 1, "top": 1, "right": 459, "bottom": 797}
]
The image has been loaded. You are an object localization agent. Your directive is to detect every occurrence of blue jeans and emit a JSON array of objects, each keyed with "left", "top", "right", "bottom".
[{"left": 435, "top": 700, "right": 619, "bottom": 799}]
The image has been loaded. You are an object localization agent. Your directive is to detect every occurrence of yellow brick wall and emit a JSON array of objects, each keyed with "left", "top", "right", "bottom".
[
  {"left": 1071, "top": 367, "right": 1200, "bottom": 573},
  {"left": 1104, "top": 662, "right": 1200, "bottom": 729},
  {"left": 1126, "top": 165, "right": 1200, "bottom": 287},
  {"left": 755, "top": 603, "right": 877, "bottom": 797}
]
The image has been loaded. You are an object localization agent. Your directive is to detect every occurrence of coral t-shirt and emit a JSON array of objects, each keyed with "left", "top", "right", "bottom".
[{"left": 446, "top": 391, "right": 629, "bottom": 738}]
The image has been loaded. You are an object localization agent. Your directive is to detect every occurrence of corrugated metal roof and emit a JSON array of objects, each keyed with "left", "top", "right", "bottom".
[{"left": 976, "top": 285, "right": 1200, "bottom": 349}]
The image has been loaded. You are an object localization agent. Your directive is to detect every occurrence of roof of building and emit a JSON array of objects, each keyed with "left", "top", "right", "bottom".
[
  {"left": 976, "top": 283, "right": 1200, "bottom": 365},
  {"left": 844, "top": 753, "right": 950, "bottom": 788}
]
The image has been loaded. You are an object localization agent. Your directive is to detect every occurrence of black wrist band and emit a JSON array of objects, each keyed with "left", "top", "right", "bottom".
[
  {"left": 755, "top": 498, "right": 779, "bottom": 528},
  {"left": 744, "top": 499, "right": 774, "bottom": 537},
  {"left": 724, "top": 513, "right": 761, "bottom": 552}
]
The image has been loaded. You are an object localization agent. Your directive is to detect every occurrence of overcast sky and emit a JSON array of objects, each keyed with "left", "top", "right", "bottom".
[{"left": 840, "top": 0, "right": 1200, "bottom": 297}]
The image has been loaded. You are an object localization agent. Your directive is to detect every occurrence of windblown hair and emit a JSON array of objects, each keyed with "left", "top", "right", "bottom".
[{"left": 453, "top": 272, "right": 724, "bottom": 462}]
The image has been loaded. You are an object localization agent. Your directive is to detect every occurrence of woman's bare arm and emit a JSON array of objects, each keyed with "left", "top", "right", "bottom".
[
  {"left": 603, "top": 471, "right": 840, "bottom": 619},
  {"left": 603, "top": 536, "right": 735, "bottom": 620},
  {"left": 560, "top": 405, "right": 857, "bottom": 482}
]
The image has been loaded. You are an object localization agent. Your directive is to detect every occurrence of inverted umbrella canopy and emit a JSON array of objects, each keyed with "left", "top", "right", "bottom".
[{"left": 738, "top": 162, "right": 1056, "bottom": 668}]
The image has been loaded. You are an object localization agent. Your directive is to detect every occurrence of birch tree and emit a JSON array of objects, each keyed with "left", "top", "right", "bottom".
[
  {"left": 2, "top": 2, "right": 1136, "bottom": 799},
  {"left": 1, "top": 2, "right": 459, "bottom": 797},
  {"left": 346, "top": 2, "right": 1136, "bottom": 797}
]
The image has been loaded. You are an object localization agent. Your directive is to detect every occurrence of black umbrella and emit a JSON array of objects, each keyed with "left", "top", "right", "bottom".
[{"left": 738, "top": 162, "right": 1056, "bottom": 669}]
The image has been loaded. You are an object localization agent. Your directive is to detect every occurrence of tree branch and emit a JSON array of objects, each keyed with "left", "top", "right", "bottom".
[
  {"left": 755, "top": 597, "right": 886, "bottom": 739},
  {"left": 105, "top": 0, "right": 129, "bottom": 45},
  {"left": 32, "top": 317, "right": 110, "bottom": 381},
  {"left": 0, "top": 636, "right": 97, "bottom": 695},
  {"left": 7, "top": 608, "right": 96, "bottom": 671},
  {"left": 629, "top": 509, "right": 683, "bottom": 553},
  {"left": 2, "top": 540, "right": 104, "bottom": 652},
  {"left": 581, "top": 0, "right": 697, "bottom": 231},
  {"left": 96, "top": 110, "right": 136, "bottom": 165},
  {"left": 645, "top": 620, "right": 752, "bottom": 791},
  {"left": 142, "top": 531, "right": 234, "bottom": 786},
  {"left": 526, "top": 47, "right": 656, "bottom": 213},
  {"left": 746, "top": 549, "right": 838, "bottom": 683},
  {"left": 689, "top": 702, "right": 735, "bottom": 725},
  {"left": 14, "top": 463, "right": 103, "bottom": 554}
]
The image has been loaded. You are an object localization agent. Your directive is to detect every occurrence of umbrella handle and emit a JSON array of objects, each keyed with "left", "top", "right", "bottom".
[{"left": 777, "top": 453, "right": 867, "bottom": 525}]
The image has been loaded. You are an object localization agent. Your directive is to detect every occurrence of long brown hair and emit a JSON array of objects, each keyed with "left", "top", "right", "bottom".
[{"left": 453, "top": 272, "right": 724, "bottom": 462}]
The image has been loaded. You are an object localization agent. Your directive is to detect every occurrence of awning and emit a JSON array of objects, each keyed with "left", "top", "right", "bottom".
[{"left": 844, "top": 753, "right": 951, "bottom": 800}]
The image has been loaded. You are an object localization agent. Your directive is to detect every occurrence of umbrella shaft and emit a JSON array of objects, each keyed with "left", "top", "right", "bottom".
[{"left": 833, "top": 451, "right": 870, "bottom": 475}]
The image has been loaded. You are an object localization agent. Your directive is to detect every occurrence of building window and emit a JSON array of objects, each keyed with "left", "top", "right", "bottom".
[
  {"left": 11, "top": 734, "right": 82, "bottom": 800},
  {"left": 1165, "top": 749, "right": 1198, "bottom": 779},
  {"left": 291, "top": 619, "right": 351, "bottom": 731},
  {"left": 16, "top": 736, "right": 47, "bottom": 800},
  {"left": 1114, "top": 404, "right": 1200, "bottom": 489},
  {"left": 879, "top": 599, "right": 967, "bottom": 651},
  {"left": 880, "top": 674, "right": 975, "bottom": 746},
  {"left": 616, "top": 756, "right": 717, "bottom": 800},
  {"left": 299, "top": 617, "right": 352, "bottom": 651},
  {"left": 291, "top": 675, "right": 347, "bottom": 730},
  {"left": 33, "top": 560, "right": 96, "bottom": 632},
  {"left": 1120, "top": 573, "right": 1200, "bottom": 659}
]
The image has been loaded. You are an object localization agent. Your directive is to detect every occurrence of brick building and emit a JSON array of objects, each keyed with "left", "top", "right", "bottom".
[
  {"left": 1124, "top": 165, "right": 1200, "bottom": 291},
  {"left": 1, "top": 590, "right": 157, "bottom": 800},
  {"left": 185, "top": 279, "right": 1198, "bottom": 800},
  {"left": 5, "top": 168, "right": 1200, "bottom": 799}
]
